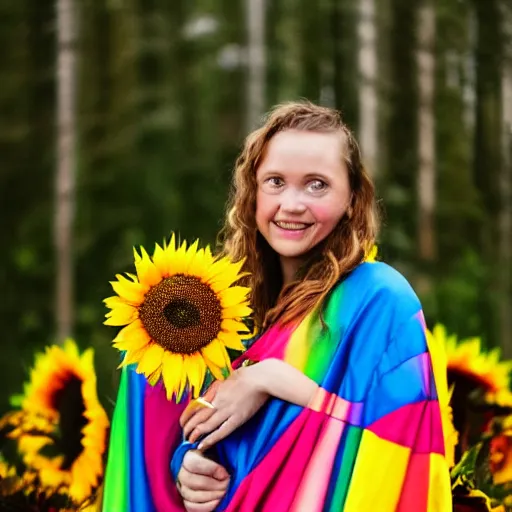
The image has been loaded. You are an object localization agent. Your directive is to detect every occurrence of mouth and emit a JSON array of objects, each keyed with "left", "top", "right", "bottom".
[{"left": 273, "top": 221, "right": 313, "bottom": 231}]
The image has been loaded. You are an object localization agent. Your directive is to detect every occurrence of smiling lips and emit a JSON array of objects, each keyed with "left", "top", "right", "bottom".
[{"left": 274, "top": 221, "right": 312, "bottom": 231}]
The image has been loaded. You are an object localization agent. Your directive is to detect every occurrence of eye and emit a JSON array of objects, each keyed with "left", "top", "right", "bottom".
[
  {"left": 307, "top": 179, "right": 328, "bottom": 193},
  {"left": 264, "top": 176, "right": 284, "bottom": 188}
]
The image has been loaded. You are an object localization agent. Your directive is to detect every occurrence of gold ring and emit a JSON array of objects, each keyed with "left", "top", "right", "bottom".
[{"left": 195, "top": 397, "right": 215, "bottom": 409}]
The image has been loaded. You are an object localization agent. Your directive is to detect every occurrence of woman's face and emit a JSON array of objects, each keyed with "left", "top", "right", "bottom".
[{"left": 255, "top": 129, "right": 351, "bottom": 280}]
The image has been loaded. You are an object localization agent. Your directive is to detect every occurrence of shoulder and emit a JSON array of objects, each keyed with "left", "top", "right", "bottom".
[
  {"left": 346, "top": 263, "right": 428, "bottom": 366},
  {"left": 321, "top": 261, "right": 424, "bottom": 360},
  {"left": 348, "top": 261, "right": 418, "bottom": 296},
  {"left": 319, "top": 262, "right": 426, "bottom": 401},
  {"left": 340, "top": 261, "right": 421, "bottom": 316}
]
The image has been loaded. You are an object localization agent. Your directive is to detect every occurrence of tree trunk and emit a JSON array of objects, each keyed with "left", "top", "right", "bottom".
[
  {"left": 385, "top": 0, "right": 418, "bottom": 265},
  {"left": 298, "top": 0, "right": 321, "bottom": 102},
  {"left": 245, "top": 0, "right": 266, "bottom": 131},
  {"left": 55, "top": 0, "right": 78, "bottom": 343},
  {"left": 357, "top": 0, "right": 378, "bottom": 176},
  {"left": 473, "top": 0, "right": 503, "bottom": 345},
  {"left": 499, "top": 42, "right": 512, "bottom": 356},
  {"left": 417, "top": 0, "right": 436, "bottom": 265},
  {"left": 331, "top": 0, "right": 358, "bottom": 129}
]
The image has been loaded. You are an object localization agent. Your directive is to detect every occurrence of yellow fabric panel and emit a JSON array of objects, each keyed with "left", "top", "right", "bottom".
[
  {"left": 427, "top": 453, "right": 453, "bottom": 512},
  {"left": 343, "top": 430, "right": 410, "bottom": 512}
]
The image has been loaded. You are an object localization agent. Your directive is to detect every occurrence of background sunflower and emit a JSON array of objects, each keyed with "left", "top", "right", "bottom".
[
  {"left": 0, "top": 340, "right": 108, "bottom": 508},
  {"left": 431, "top": 324, "right": 512, "bottom": 460},
  {"left": 105, "top": 235, "right": 252, "bottom": 400}
]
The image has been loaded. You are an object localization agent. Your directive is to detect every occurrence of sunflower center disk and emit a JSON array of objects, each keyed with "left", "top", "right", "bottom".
[
  {"left": 139, "top": 275, "right": 222, "bottom": 354},
  {"left": 164, "top": 299, "right": 201, "bottom": 328}
]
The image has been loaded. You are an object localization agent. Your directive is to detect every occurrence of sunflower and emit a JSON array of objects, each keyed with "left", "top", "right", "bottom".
[
  {"left": 105, "top": 235, "right": 252, "bottom": 400},
  {"left": 426, "top": 327, "right": 459, "bottom": 467},
  {"left": 437, "top": 324, "right": 512, "bottom": 394},
  {"left": 0, "top": 459, "right": 15, "bottom": 480},
  {"left": 431, "top": 324, "right": 512, "bottom": 460},
  {"left": 11, "top": 340, "right": 109, "bottom": 505}
]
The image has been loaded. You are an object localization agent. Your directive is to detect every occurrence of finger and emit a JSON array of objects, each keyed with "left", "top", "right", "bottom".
[
  {"left": 180, "top": 399, "right": 215, "bottom": 428},
  {"left": 188, "top": 410, "right": 231, "bottom": 444},
  {"left": 179, "top": 484, "right": 227, "bottom": 504},
  {"left": 183, "top": 450, "right": 230, "bottom": 480},
  {"left": 183, "top": 407, "right": 216, "bottom": 440},
  {"left": 178, "top": 469, "right": 229, "bottom": 492},
  {"left": 202, "top": 381, "right": 220, "bottom": 402},
  {"left": 183, "top": 499, "right": 221, "bottom": 512},
  {"left": 198, "top": 417, "right": 238, "bottom": 451}
]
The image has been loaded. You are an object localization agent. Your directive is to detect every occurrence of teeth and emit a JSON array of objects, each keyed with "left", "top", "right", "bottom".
[{"left": 275, "top": 221, "right": 309, "bottom": 230}]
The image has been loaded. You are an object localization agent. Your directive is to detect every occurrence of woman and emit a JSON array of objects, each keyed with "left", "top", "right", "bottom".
[{"left": 103, "top": 102, "right": 452, "bottom": 512}]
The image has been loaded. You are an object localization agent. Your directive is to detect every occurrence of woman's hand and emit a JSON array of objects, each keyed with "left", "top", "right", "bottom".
[
  {"left": 180, "top": 359, "right": 318, "bottom": 451},
  {"left": 177, "top": 450, "right": 230, "bottom": 512},
  {"left": 180, "top": 364, "right": 269, "bottom": 451}
]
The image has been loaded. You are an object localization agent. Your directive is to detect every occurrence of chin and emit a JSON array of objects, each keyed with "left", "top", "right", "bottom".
[{"left": 270, "top": 244, "right": 310, "bottom": 259}]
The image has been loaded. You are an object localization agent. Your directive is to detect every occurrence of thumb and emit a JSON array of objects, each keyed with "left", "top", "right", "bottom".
[
  {"left": 184, "top": 450, "right": 229, "bottom": 481},
  {"left": 212, "top": 463, "right": 230, "bottom": 481}
]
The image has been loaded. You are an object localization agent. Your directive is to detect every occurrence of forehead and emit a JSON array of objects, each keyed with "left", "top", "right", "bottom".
[{"left": 257, "top": 130, "right": 346, "bottom": 176}]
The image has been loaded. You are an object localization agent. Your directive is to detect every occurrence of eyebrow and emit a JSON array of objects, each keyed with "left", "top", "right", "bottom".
[
  {"left": 258, "top": 170, "right": 330, "bottom": 180},
  {"left": 302, "top": 173, "right": 330, "bottom": 180}
]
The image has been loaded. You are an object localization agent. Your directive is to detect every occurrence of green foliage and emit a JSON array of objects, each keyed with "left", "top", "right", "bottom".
[{"left": 0, "top": 0, "right": 511, "bottom": 417}]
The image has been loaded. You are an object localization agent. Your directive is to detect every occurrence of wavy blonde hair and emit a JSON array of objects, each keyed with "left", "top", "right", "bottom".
[{"left": 219, "top": 101, "right": 379, "bottom": 328}]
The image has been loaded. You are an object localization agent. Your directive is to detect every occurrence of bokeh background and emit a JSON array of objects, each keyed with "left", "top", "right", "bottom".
[{"left": 1, "top": 0, "right": 511, "bottom": 420}]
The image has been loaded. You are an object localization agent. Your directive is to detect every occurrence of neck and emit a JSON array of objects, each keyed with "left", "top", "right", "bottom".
[{"left": 279, "top": 256, "right": 303, "bottom": 287}]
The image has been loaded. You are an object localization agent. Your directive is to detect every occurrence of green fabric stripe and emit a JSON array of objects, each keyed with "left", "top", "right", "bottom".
[
  {"left": 304, "top": 285, "right": 345, "bottom": 381},
  {"left": 102, "top": 366, "right": 130, "bottom": 512},
  {"left": 328, "top": 426, "right": 363, "bottom": 511}
]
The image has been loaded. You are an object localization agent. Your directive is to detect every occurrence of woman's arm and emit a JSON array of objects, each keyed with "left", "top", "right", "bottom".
[
  {"left": 181, "top": 358, "right": 318, "bottom": 450},
  {"left": 252, "top": 358, "right": 319, "bottom": 406}
]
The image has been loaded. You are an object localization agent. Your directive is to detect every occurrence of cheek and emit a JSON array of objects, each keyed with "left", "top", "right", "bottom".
[
  {"left": 256, "top": 193, "right": 277, "bottom": 219},
  {"left": 255, "top": 191, "right": 275, "bottom": 229},
  {"left": 309, "top": 202, "right": 346, "bottom": 226}
]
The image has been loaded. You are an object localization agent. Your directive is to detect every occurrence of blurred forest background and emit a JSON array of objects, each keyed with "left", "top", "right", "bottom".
[{"left": 1, "top": 0, "right": 511, "bottom": 417}]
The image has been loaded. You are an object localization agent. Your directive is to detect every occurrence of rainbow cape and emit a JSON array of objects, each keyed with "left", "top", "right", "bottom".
[{"left": 102, "top": 262, "right": 452, "bottom": 511}]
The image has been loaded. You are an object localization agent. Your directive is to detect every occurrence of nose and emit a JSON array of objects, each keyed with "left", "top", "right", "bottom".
[{"left": 279, "top": 187, "right": 307, "bottom": 214}]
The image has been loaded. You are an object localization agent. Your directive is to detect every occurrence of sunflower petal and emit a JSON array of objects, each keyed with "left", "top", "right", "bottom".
[
  {"left": 207, "top": 257, "right": 246, "bottom": 287},
  {"left": 222, "top": 303, "right": 252, "bottom": 320},
  {"left": 204, "top": 257, "right": 233, "bottom": 283},
  {"left": 134, "top": 246, "right": 162, "bottom": 287},
  {"left": 119, "top": 347, "right": 148, "bottom": 368},
  {"left": 147, "top": 366, "right": 162, "bottom": 386},
  {"left": 152, "top": 243, "right": 169, "bottom": 278},
  {"left": 162, "top": 352, "right": 183, "bottom": 400},
  {"left": 105, "top": 303, "right": 138, "bottom": 326},
  {"left": 110, "top": 274, "right": 147, "bottom": 305},
  {"left": 164, "top": 233, "right": 177, "bottom": 253},
  {"left": 204, "top": 245, "right": 214, "bottom": 262},
  {"left": 187, "top": 248, "right": 207, "bottom": 278},
  {"left": 103, "top": 296, "right": 125, "bottom": 308},
  {"left": 169, "top": 238, "right": 188, "bottom": 275},
  {"left": 201, "top": 339, "right": 229, "bottom": 369},
  {"left": 220, "top": 286, "right": 251, "bottom": 308},
  {"left": 184, "top": 353, "right": 207, "bottom": 397},
  {"left": 176, "top": 365, "right": 189, "bottom": 402},
  {"left": 136, "top": 344, "right": 164, "bottom": 377},
  {"left": 221, "top": 318, "right": 250, "bottom": 334},
  {"left": 184, "top": 240, "right": 200, "bottom": 272},
  {"left": 112, "top": 319, "right": 151, "bottom": 352},
  {"left": 217, "top": 331, "right": 245, "bottom": 351},
  {"left": 204, "top": 358, "right": 225, "bottom": 380}
]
